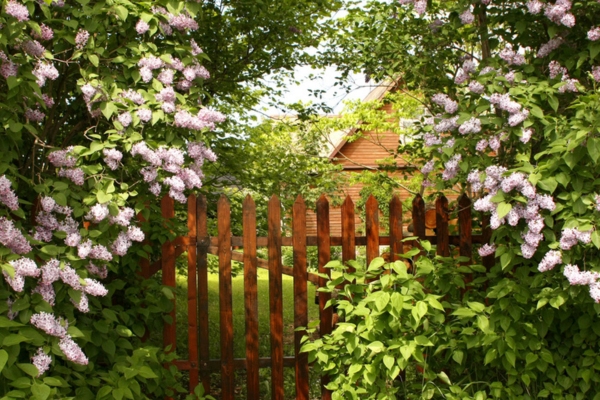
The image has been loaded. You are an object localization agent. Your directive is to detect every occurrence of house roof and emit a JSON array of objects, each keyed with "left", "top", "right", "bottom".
[{"left": 326, "top": 80, "right": 400, "bottom": 160}]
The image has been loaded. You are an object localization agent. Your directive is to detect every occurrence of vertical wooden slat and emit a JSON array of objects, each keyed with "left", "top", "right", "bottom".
[
  {"left": 365, "top": 195, "right": 380, "bottom": 266},
  {"left": 435, "top": 195, "right": 449, "bottom": 257},
  {"left": 458, "top": 194, "right": 473, "bottom": 264},
  {"left": 389, "top": 196, "right": 403, "bottom": 262},
  {"left": 268, "top": 195, "right": 284, "bottom": 400},
  {"left": 341, "top": 196, "right": 356, "bottom": 267},
  {"left": 316, "top": 195, "right": 332, "bottom": 400},
  {"left": 243, "top": 195, "right": 260, "bottom": 399},
  {"left": 217, "top": 196, "right": 234, "bottom": 399},
  {"left": 412, "top": 194, "right": 426, "bottom": 240},
  {"left": 196, "top": 195, "right": 211, "bottom": 393},
  {"left": 293, "top": 196, "right": 309, "bottom": 400},
  {"left": 187, "top": 195, "right": 199, "bottom": 391},
  {"left": 161, "top": 195, "right": 176, "bottom": 352}
]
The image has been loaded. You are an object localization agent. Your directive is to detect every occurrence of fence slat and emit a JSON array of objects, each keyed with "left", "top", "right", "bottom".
[
  {"left": 293, "top": 196, "right": 309, "bottom": 400},
  {"left": 217, "top": 196, "right": 234, "bottom": 399},
  {"left": 316, "top": 195, "right": 332, "bottom": 400},
  {"left": 341, "top": 196, "right": 356, "bottom": 268},
  {"left": 436, "top": 196, "right": 449, "bottom": 257},
  {"left": 365, "top": 195, "right": 380, "bottom": 266},
  {"left": 196, "top": 195, "right": 211, "bottom": 393},
  {"left": 243, "top": 195, "right": 260, "bottom": 399},
  {"left": 458, "top": 194, "right": 472, "bottom": 264},
  {"left": 186, "top": 195, "right": 199, "bottom": 391},
  {"left": 389, "top": 196, "right": 403, "bottom": 262},
  {"left": 412, "top": 194, "right": 426, "bottom": 240},
  {"left": 161, "top": 195, "right": 176, "bottom": 352},
  {"left": 268, "top": 195, "right": 284, "bottom": 400}
]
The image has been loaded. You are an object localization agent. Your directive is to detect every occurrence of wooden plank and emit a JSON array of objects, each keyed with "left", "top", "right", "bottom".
[
  {"left": 293, "top": 196, "right": 309, "bottom": 400},
  {"left": 341, "top": 196, "right": 356, "bottom": 268},
  {"left": 268, "top": 195, "right": 284, "bottom": 400},
  {"left": 436, "top": 196, "right": 449, "bottom": 257},
  {"left": 458, "top": 194, "right": 473, "bottom": 264},
  {"left": 186, "top": 195, "right": 199, "bottom": 391},
  {"left": 217, "top": 196, "right": 234, "bottom": 399},
  {"left": 161, "top": 195, "right": 177, "bottom": 352},
  {"left": 243, "top": 195, "right": 260, "bottom": 399},
  {"left": 365, "top": 195, "right": 380, "bottom": 266},
  {"left": 412, "top": 194, "right": 426, "bottom": 240},
  {"left": 174, "top": 356, "right": 297, "bottom": 372},
  {"left": 316, "top": 195, "right": 332, "bottom": 400},
  {"left": 389, "top": 196, "right": 403, "bottom": 262},
  {"left": 200, "top": 234, "right": 488, "bottom": 249},
  {"left": 196, "top": 195, "right": 211, "bottom": 393}
]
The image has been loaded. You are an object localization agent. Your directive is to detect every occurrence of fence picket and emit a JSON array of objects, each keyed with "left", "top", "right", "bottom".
[
  {"left": 412, "top": 194, "right": 426, "bottom": 240},
  {"left": 161, "top": 195, "right": 176, "bottom": 352},
  {"left": 186, "top": 195, "right": 199, "bottom": 390},
  {"left": 243, "top": 195, "right": 260, "bottom": 399},
  {"left": 436, "top": 196, "right": 449, "bottom": 257},
  {"left": 341, "top": 196, "right": 356, "bottom": 268},
  {"left": 268, "top": 195, "right": 284, "bottom": 400},
  {"left": 217, "top": 196, "right": 234, "bottom": 399},
  {"left": 316, "top": 195, "right": 332, "bottom": 400},
  {"left": 293, "top": 196, "right": 309, "bottom": 400},
  {"left": 196, "top": 195, "right": 211, "bottom": 393},
  {"left": 389, "top": 196, "right": 403, "bottom": 262},
  {"left": 365, "top": 195, "right": 380, "bottom": 266}
]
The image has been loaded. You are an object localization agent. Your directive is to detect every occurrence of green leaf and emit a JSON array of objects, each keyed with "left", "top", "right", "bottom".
[
  {"left": 367, "top": 257, "right": 385, "bottom": 272},
  {"left": 437, "top": 371, "right": 451, "bottom": 385},
  {"left": 588, "top": 138, "right": 600, "bottom": 163},
  {"left": 484, "top": 348, "right": 497, "bottom": 365},
  {"left": 383, "top": 355, "right": 395, "bottom": 370},
  {"left": 88, "top": 54, "right": 99, "bottom": 67},
  {"left": 505, "top": 351, "right": 516, "bottom": 368},
  {"left": 467, "top": 301, "right": 485, "bottom": 313},
  {"left": 102, "top": 340, "right": 116, "bottom": 357},
  {"left": 414, "top": 335, "right": 432, "bottom": 346},
  {"left": 592, "top": 231, "right": 600, "bottom": 249},
  {"left": 500, "top": 252, "right": 512, "bottom": 270},
  {"left": 114, "top": 5, "right": 128, "bottom": 21},
  {"left": 18, "top": 363, "right": 40, "bottom": 377},
  {"left": 452, "top": 308, "right": 476, "bottom": 317},
  {"left": 526, "top": 353, "right": 538, "bottom": 365},
  {"left": 367, "top": 341, "right": 384, "bottom": 353},
  {"left": 53, "top": 192, "right": 67, "bottom": 207},
  {"left": 538, "top": 178, "right": 558, "bottom": 194},
  {"left": 31, "top": 383, "right": 51, "bottom": 400},
  {"left": 0, "top": 349, "right": 8, "bottom": 373},
  {"left": 138, "top": 366, "right": 159, "bottom": 379},
  {"left": 3, "top": 334, "right": 30, "bottom": 346},
  {"left": 452, "top": 350, "right": 464, "bottom": 365},
  {"left": 590, "top": 42, "right": 600, "bottom": 60},
  {"left": 96, "top": 190, "right": 112, "bottom": 204},
  {"left": 0, "top": 316, "right": 23, "bottom": 328},
  {"left": 6, "top": 76, "right": 20, "bottom": 90},
  {"left": 496, "top": 202, "right": 512, "bottom": 219},
  {"left": 547, "top": 95, "right": 559, "bottom": 112},
  {"left": 100, "top": 102, "right": 117, "bottom": 120},
  {"left": 9, "top": 120, "right": 23, "bottom": 133}
]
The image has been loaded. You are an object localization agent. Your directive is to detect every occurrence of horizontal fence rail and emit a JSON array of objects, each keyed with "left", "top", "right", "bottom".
[{"left": 152, "top": 192, "right": 492, "bottom": 400}]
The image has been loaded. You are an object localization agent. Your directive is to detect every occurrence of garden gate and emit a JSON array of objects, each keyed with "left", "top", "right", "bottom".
[{"left": 146, "top": 193, "right": 492, "bottom": 400}]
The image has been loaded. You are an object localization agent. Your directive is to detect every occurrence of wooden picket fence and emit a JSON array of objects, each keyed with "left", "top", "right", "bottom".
[{"left": 144, "top": 192, "right": 493, "bottom": 400}]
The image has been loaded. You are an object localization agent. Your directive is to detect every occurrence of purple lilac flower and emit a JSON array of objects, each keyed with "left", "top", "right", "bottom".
[
  {"left": 136, "top": 20, "right": 150, "bottom": 35},
  {"left": 538, "top": 250, "right": 562, "bottom": 272},
  {"left": 537, "top": 37, "right": 564, "bottom": 58},
  {"left": 563, "top": 264, "right": 599, "bottom": 286},
  {"left": 421, "top": 160, "right": 434, "bottom": 174},
  {"left": 442, "top": 154, "right": 462, "bottom": 181},
  {"left": 0, "top": 175, "right": 19, "bottom": 210},
  {"left": 85, "top": 203, "right": 109, "bottom": 223},
  {"left": 526, "top": 0, "right": 543, "bottom": 14},
  {"left": 137, "top": 108, "right": 152, "bottom": 122},
  {"left": 30, "top": 312, "right": 67, "bottom": 337},
  {"left": 32, "top": 348, "right": 52, "bottom": 376},
  {"left": 59, "top": 336, "right": 88, "bottom": 365},
  {"left": 0, "top": 217, "right": 32, "bottom": 254},
  {"left": 109, "top": 207, "right": 135, "bottom": 226},
  {"left": 458, "top": 117, "right": 481, "bottom": 135},
  {"left": 33, "top": 283, "right": 56, "bottom": 305},
  {"left": 5, "top": 1, "right": 29, "bottom": 21},
  {"left": 102, "top": 148, "right": 122, "bottom": 170},
  {"left": 478, "top": 243, "right": 496, "bottom": 257},
  {"left": 83, "top": 278, "right": 108, "bottom": 296},
  {"left": 75, "top": 29, "right": 89, "bottom": 49}
]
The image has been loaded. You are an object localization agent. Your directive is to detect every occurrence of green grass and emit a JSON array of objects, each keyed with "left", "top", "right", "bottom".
[{"left": 171, "top": 256, "right": 322, "bottom": 398}]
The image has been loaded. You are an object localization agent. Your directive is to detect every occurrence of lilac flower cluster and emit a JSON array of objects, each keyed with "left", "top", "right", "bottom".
[
  {"left": 32, "top": 348, "right": 52, "bottom": 376},
  {"left": 0, "top": 175, "right": 19, "bottom": 210},
  {"left": 442, "top": 154, "right": 461, "bottom": 181},
  {"left": 537, "top": 37, "right": 564, "bottom": 58},
  {"left": 489, "top": 93, "right": 529, "bottom": 127},
  {"left": 478, "top": 243, "right": 496, "bottom": 257},
  {"left": 459, "top": 9, "right": 475, "bottom": 25},
  {"left": 23, "top": 40, "right": 46, "bottom": 58},
  {"left": 559, "top": 227, "right": 592, "bottom": 250},
  {"left": 173, "top": 108, "right": 226, "bottom": 131},
  {"left": 563, "top": 264, "right": 600, "bottom": 302},
  {"left": 537, "top": 250, "right": 562, "bottom": 272},
  {"left": 0, "top": 217, "right": 31, "bottom": 254},
  {"left": 458, "top": 117, "right": 481, "bottom": 135},
  {"left": 136, "top": 20, "right": 150, "bottom": 35},
  {"left": 498, "top": 46, "right": 526, "bottom": 66},
  {"left": 103, "top": 148, "right": 123, "bottom": 170},
  {"left": 75, "top": 29, "right": 89, "bottom": 50},
  {"left": 473, "top": 167, "right": 555, "bottom": 259},
  {"left": 434, "top": 116, "right": 459, "bottom": 133},
  {"left": 33, "top": 24, "right": 54, "bottom": 41},
  {"left": 398, "top": 0, "right": 427, "bottom": 15},
  {"left": 431, "top": 93, "right": 458, "bottom": 114},
  {"left": 32, "top": 61, "right": 59, "bottom": 87},
  {"left": 5, "top": 0, "right": 29, "bottom": 21}
]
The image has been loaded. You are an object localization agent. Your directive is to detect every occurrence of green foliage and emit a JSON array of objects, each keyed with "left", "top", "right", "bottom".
[{"left": 305, "top": 249, "right": 600, "bottom": 399}]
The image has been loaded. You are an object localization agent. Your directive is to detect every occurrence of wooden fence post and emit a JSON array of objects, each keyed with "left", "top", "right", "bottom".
[
  {"left": 316, "top": 195, "right": 332, "bottom": 400},
  {"left": 293, "top": 196, "right": 309, "bottom": 400},
  {"left": 268, "top": 195, "right": 284, "bottom": 400},
  {"left": 186, "top": 195, "right": 199, "bottom": 391},
  {"left": 243, "top": 195, "right": 260, "bottom": 399},
  {"left": 196, "top": 195, "right": 211, "bottom": 393},
  {"left": 217, "top": 196, "right": 234, "bottom": 399},
  {"left": 341, "top": 196, "right": 356, "bottom": 268},
  {"left": 365, "top": 195, "right": 380, "bottom": 266},
  {"left": 436, "top": 195, "right": 449, "bottom": 257},
  {"left": 389, "top": 196, "right": 403, "bottom": 262}
]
